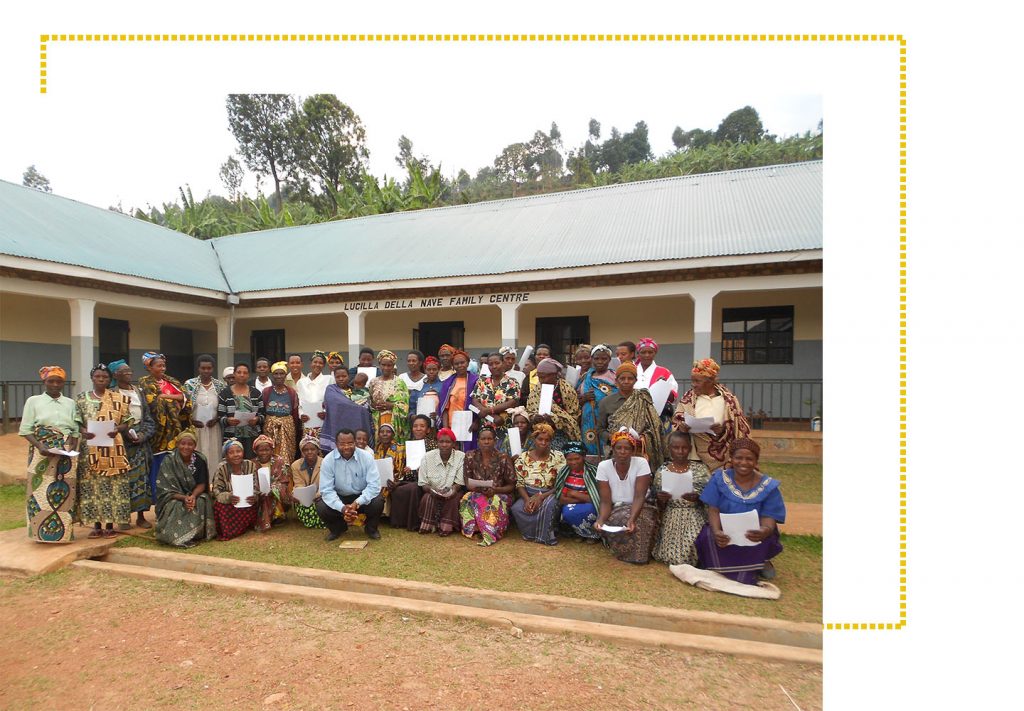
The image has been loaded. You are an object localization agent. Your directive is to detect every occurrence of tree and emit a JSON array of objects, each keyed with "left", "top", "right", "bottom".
[
  {"left": 672, "top": 127, "right": 716, "bottom": 151},
  {"left": 588, "top": 118, "right": 601, "bottom": 141},
  {"left": 22, "top": 165, "right": 51, "bottom": 192},
  {"left": 549, "top": 122, "right": 562, "bottom": 145},
  {"left": 288, "top": 94, "right": 369, "bottom": 213},
  {"left": 494, "top": 142, "right": 531, "bottom": 192},
  {"left": 715, "top": 106, "right": 766, "bottom": 144},
  {"left": 226, "top": 94, "right": 296, "bottom": 211},
  {"left": 621, "top": 121, "right": 652, "bottom": 164},
  {"left": 219, "top": 156, "right": 245, "bottom": 202}
]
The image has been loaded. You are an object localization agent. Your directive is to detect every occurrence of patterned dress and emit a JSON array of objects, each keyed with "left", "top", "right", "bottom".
[
  {"left": 25, "top": 424, "right": 78, "bottom": 543},
  {"left": 289, "top": 456, "right": 325, "bottom": 528},
  {"left": 182, "top": 377, "right": 226, "bottom": 471},
  {"left": 251, "top": 454, "right": 291, "bottom": 523},
  {"left": 510, "top": 450, "right": 566, "bottom": 545},
  {"left": 580, "top": 368, "right": 618, "bottom": 456},
  {"left": 472, "top": 374, "right": 522, "bottom": 444},
  {"left": 76, "top": 390, "right": 134, "bottom": 526},
  {"left": 111, "top": 384, "right": 155, "bottom": 513},
  {"left": 651, "top": 461, "right": 711, "bottom": 565},
  {"left": 155, "top": 450, "right": 215, "bottom": 547},
  {"left": 459, "top": 449, "right": 516, "bottom": 546},
  {"left": 369, "top": 376, "right": 411, "bottom": 445},
  {"left": 210, "top": 460, "right": 270, "bottom": 540}
]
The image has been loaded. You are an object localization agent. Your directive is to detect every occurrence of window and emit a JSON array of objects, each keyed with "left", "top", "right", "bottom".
[
  {"left": 417, "top": 321, "right": 465, "bottom": 359},
  {"left": 251, "top": 329, "right": 286, "bottom": 364},
  {"left": 535, "top": 316, "right": 590, "bottom": 366},
  {"left": 98, "top": 318, "right": 130, "bottom": 365},
  {"left": 159, "top": 326, "right": 195, "bottom": 380},
  {"left": 721, "top": 306, "right": 794, "bottom": 365}
]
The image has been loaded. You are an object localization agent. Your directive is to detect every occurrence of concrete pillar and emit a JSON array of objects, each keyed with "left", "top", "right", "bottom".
[
  {"left": 68, "top": 298, "right": 96, "bottom": 387},
  {"left": 691, "top": 288, "right": 717, "bottom": 361},
  {"left": 216, "top": 315, "right": 234, "bottom": 374},
  {"left": 499, "top": 303, "right": 520, "bottom": 349},
  {"left": 347, "top": 310, "right": 366, "bottom": 366}
]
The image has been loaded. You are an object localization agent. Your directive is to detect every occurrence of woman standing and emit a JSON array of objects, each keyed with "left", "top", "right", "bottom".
[
  {"left": 673, "top": 358, "right": 751, "bottom": 475},
  {"left": 597, "top": 361, "right": 666, "bottom": 468},
  {"left": 138, "top": 352, "right": 190, "bottom": 509},
  {"left": 553, "top": 441, "right": 601, "bottom": 542},
  {"left": 290, "top": 435, "right": 326, "bottom": 528},
  {"left": 210, "top": 439, "right": 262, "bottom": 540},
  {"left": 320, "top": 367, "right": 373, "bottom": 454},
  {"left": 296, "top": 351, "right": 332, "bottom": 441},
  {"left": 579, "top": 345, "right": 618, "bottom": 457},
  {"left": 369, "top": 350, "right": 411, "bottom": 445},
  {"left": 251, "top": 434, "right": 290, "bottom": 525},
  {"left": 218, "top": 363, "right": 265, "bottom": 459},
  {"left": 76, "top": 364, "right": 135, "bottom": 538},
  {"left": 459, "top": 425, "right": 516, "bottom": 546},
  {"left": 509, "top": 423, "right": 566, "bottom": 546},
  {"left": 652, "top": 430, "right": 711, "bottom": 566},
  {"left": 417, "top": 357, "right": 444, "bottom": 420},
  {"left": 437, "top": 350, "right": 479, "bottom": 451},
  {"left": 437, "top": 344, "right": 457, "bottom": 381},
  {"left": 154, "top": 429, "right": 216, "bottom": 548},
  {"left": 388, "top": 415, "right": 436, "bottom": 531},
  {"left": 261, "top": 362, "right": 300, "bottom": 463},
  {"left": 525, "top": 359, "right": 581, "bottom": 452},
  {"left": 594, "top": 429, "right": 658, "bottom": 564},
  {"left": 399, "top": 350, "right": 427, "bottom": 426},
  {"left": 110, "top": 360, "right": 157, "bottom": 528},
  {"left": 417, "top": 428, "right": 465, "bottom": 536},
  {"left": 572, "top": 344, "right": 593, "bottom": 385},
  {"left": 183, "top": 354, "right": 226, "bottom": 474},
  {"left": 21, "top": 366, "right": 79, "bottom": 544}
]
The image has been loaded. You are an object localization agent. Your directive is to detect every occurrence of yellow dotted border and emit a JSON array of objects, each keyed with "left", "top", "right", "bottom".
[{"left": 36, "top": 32, "right": 909, "bottom": 635}]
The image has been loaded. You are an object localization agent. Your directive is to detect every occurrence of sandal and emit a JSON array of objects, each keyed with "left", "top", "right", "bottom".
[
  {"left": 136, "top": 519, "right": 152, "bottom": 529},
  {"left": 87, "top": 528, "right": 103, "bottom": 539},
  {"left": 101, "top": 528, "right": 118, "bottom": 538}
]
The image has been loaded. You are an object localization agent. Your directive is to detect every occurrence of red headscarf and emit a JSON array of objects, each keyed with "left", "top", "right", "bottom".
[{"left": 436, "top": 427, "right": 457, "bottom": 442}]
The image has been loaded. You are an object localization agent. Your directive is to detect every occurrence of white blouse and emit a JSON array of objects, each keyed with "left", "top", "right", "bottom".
[{"left": 596, "top": 456, "right": 651, "bottom": 505}]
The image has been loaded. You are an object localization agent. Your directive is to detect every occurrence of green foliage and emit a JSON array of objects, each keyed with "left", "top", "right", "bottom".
[
  {"left": 288, "top": 94, "right": 369, "bottom": 210},
  {"left": 715, "top": 105, "right": 766, "bottom": 144},
  {"left": 226, "top": 94, "right": 296, "bottom": 209}
]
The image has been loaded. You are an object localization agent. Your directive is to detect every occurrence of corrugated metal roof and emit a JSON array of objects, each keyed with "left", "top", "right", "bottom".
[
  {"left": 0, "top": 180, "right": 230, "bottom": 292},
  {"left": 214, "top": 161, "right": 822, "bottom": 292},
  {"left": 1, "top": 161, "right": 821, "bottom": 295}
]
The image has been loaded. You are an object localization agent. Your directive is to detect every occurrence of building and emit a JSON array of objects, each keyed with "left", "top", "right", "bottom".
[{"left": 1, "top": 160, "right": 822, "bottom": 422}]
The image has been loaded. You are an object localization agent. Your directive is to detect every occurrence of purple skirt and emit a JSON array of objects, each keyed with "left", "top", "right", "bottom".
[{"left": 695, "top": 524, "right": 782, "bottom": 585}]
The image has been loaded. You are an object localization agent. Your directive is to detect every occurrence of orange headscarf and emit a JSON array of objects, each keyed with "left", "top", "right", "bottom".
[{"left": 39, "top": 366, "right": 66, "bottom": 381}]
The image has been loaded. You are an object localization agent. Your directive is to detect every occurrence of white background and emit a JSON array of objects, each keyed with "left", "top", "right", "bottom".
[{"left": 2, "top": 2, "right": 1022, "bottom": 707}]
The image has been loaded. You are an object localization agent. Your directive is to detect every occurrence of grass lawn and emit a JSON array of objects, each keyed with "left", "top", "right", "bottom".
[
  {"left": 766, "top": 462, "right": 821, "bottom": 504},
  {"left": 0, "top": 484, "right": 23, "bottom": 532}
]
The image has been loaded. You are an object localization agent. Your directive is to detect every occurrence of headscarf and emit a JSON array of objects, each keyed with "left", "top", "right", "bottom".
[
  {"left": 691, "top": 358, "right": 721, "bottom": 379},
  {"left": 590, "top": 344, "right": 613, "bottom": 357},
  {"left": 90, "top": 363, "right": 111, "bottom": 376},
  {"left": 39, "top": 365, "right": 67, "bottom": 381},
  {"left": 108, "top": 359, "right": 128, "bottom": 375},
  {"left": 615, "top": 361, "right": 638, "bottom": 378},
  {"left": 271, "top": 361, "right": 288, "bottom": 373},
  {"left": 730, "top": 437, "right": 761, "bottom": 458},
  {"left": 311, "top": 350, "right": 328, "bottom": 363},
  {"left": 498, "top": 346, "right": 517, "bottom": 357},
  {"left": 563, "top": 440, "right": 586, "bottom": 456},
  {"left": 252, "top": 434, "right": 276, "bottom": 452},
  {"left": 451, "top": 349, "right": 471, "bottom": 363},
  {"left": 610, "top": 426, "right": 640, "bottom": 448},
  {"left": 222, "top": 438, "right": 244, "bottom": 456},
  {"left": 637, "top": 338, "right": 659, "bottom": 353},
  {"left": 576, "top": 343, "right": 593, "bottom": 354},
  {"left": 507, "top": 406, "right": 529, "bottom": 424},
  {"left": 299, "top": 434, "right": 321, "bottom": 452},
  {"left": 531, "top": 422, "right": 555, "bottom": 440},
  {"left": 438, "top": 344, "right": 456, "bottom": 356},
  {"left": 222, "top": 366, "right": 235, "bottom": 378},
  {"left": 436, "top": 427, "right": 457, "bottom": 442},
  {"left": 377, "top": 349, "right": 398, "bottom": 364},
  {"left": 142, "top": 351, "right": 165, "bottom": 367},
  {"left": 424, "top": 356, "right": 440, "bottom": 367},
  {"left": 327, "top": 351, "right": 344, "bottom": 363},
  {"left": 536, "top": 358, "right": 564, "bottom": 375},
  {"left": 176, "top": 428, "right": 198, "bottom": 445},
  {"left": 478, "top": 422, "right": 498, "bottom": 436},
  {"left": 378, "top": 422, "right": 396, "bottom": 434}
]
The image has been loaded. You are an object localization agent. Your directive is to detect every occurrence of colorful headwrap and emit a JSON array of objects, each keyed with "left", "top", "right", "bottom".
[
  {"left": 222, "top": 438, "right": 244, "bottom": 456},
  {"left": 576, "top": 343, "right": 593, "bottom": 354},
  {"left": 327, "top": 351, "right": 344, "bottom": 363},
  {"left": 222, "top": 366, "right": 235, "bottom": 378},
  {"left": 730, "top": 437, "right": 761, "bottom": 458},
  {"left": 90, "top": 363, "right": 111, "bottom": 376},
  {"left": 424, "top": 356, "right": 440, "bottom": 367},
  {"left": 378, "top": 422, "right": 396, "bottom": 433},
  {"left": 142, "top": 351, "right": 165, "bottom": 367},
  {"left": 436, "top": 427, "right": 457, "bottom": 442},
  {"left": 38, "top": 366, "right": 67, "bottom": 381},
  {"left": 311, "top": 350, "right": 328, "bottom": 363},
  {"left": 498, "top": 346, "right": 517, "bottom": 357},
  {"left": 611, "top": 426, "right": 640, "bottom": 448},
  {"left": 536, "top": 358, "right": 564, "bottom": 374},
  {"left": 299, "top": 434, "right": 320, "bottom": 451},
  {"left": 377, "top": 349, "right": 398, "bottom": 364},
  {"left": 531, "top": 422, "right": 555, "bottom": 440},
  {"left": 507, "top": 406, "right": 529, "bottom": 423},
  {"left": 691, "top": 358, "right": 721, "bottom": 379},
  {"left": 637, "top": 338, "right": 659, "bottom": 353},
  {"left": 177, "top": 428, "right": 198, "bottom": 444},
  {"left": 615, "top": 361, "right": 638, "bottom": 378},
  {"left": 452, "top": 349, "right": 471, "bottom": 363},
  {"left": 252, "top": 434, "right": 276, "bottom": 452},
  {"left": 563, "top": 440, "right": 586, "bottom": 455},
  {"left": 438, "top": 344, "right": 456, "bottom": 356},
  {"left": 271, "top": 361, "right": 288, "bottom": 373},
  {"left": 590, "top": 344, "right": 613, "bottom": 357},
  {"left": 478, "top": 422, "right": 497, "bottom": 436},
  {"left": 108, "top": 359, "right": 129, "bottom": 375}
]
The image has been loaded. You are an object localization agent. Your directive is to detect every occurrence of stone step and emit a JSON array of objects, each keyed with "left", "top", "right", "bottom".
[{"left": 73, "top": 556, "right": 821, "bottom": 665}]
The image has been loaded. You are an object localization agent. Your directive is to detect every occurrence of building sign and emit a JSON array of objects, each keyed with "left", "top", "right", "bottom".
[{"left": 344, "top": 292, "right": 530, "bottom": 311}]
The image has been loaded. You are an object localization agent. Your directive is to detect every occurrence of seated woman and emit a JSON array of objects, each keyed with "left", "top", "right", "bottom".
[
  {"left": 417, "top": 428, "right": 466, "bottom": 536},
  {"left": 594, "top": 428, "right": 658, "bottom": 564},
  {"left": 210, "top": 439, "right": 264, "bottom": 540},
  {"left": 375, "top": 422, "right": 405, "bottom": 516},
  {"left": 553, "top": 441, "right": 601, "bottom": 542},
  {"left": 388, "top": 415, "right": 437, "bottom": 531},
  {"left": 459, "top": 425, "right": 516, "bottom": 546},
  {"left": 503, "top": 406, "right": 531, "bottom": 459},
  {"left": 652, "top": 430, "right": 711, "bottom": 566},
  {"left": 354, "top": 428, "right": 374, "bottom": 456},
  {"left": 290, "top": 435, "right": 325, "bottom": 528},
  {"left": 510, "top": 423, "right": 566, "bottom": 546},
  {"left": 155, "top": 429, "right": 215, "bottom": 547},
  {"left": 252, "top": 434, "right": 291, "bottom": 525},
  {"left": 695, "top": 438, "right": 786, "bottom": 584}
]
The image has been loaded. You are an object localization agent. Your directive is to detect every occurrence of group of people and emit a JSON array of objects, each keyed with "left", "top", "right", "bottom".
[{"left": 21, "top": 338, "right": 786, "bottom": 590}]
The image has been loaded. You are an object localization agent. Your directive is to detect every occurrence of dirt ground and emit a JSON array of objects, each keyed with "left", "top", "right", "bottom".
[{"left": 0, "top": 568, "right": 821, "bottom": 710}]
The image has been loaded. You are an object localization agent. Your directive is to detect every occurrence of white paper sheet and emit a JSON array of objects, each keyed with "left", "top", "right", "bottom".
[
  {"left": 376, "top": 457, "right": 394, "bottom": 484},
  {"left": 660, "top": 470, "right": 694, "bottom": 498},
  {"left": 292, "top": 484, "right": 317, "bottom": 507},
  {"left": 257, "top": 466, "right": 271, "bottom": 494},
  {"left": 231, "top": 473, "right": 254, "bottom": 507},
  {"left": 506, "top": 369, "right": 526, "bottom": 385},
  {"left": 480, "top": 364, "right": 491, "bottom": 377},
  {"left": 416, "top": 394, "right": 437, "bottom": 416},
  {"left": 467, "top": 478, "right": 492, "bottom": 489},
  {"left": 600, "top": 524, "right": 627, "bottom": 534},
  {"left": 194, "top": 403, "right": 216, "bottom": 423},
  {"left": 564, "top": 366, "right": 580, "bottom": 388},
  {"left": 357, "top": 367, "right": 378, "bottom": 384},
  {"left": 648, "top": 379, "right": 673, "bottom": 414},
  {"left": 517, "top": 346, "right": 534, "bottom": 369},
  {"left": 684, "top": 412, "right": 717, "bottom": 434},
  {"left": 507, "top": 427, "right": 522, "bottom": 456},
  {"left": 538, "top": 383, "right": 555, "bottom": 415},
  {"left": 469, "top": 404, "right": 481, "bottom": 415},
  {"left": 452, "top": 410, "right": 474, "bottom": 442},
  {"left": 234, "top": 410, "right": 257, "bottom": 425},
  {"left": 719, "top": 510, "right": 761, "bottom": 547},
  {"left": 86, "top": 420, "right": 117, "bottom": 447},
  {"left": 405, "top": 439, "right": 427, "bottom": 470},
  {"left": 49, "top": 449, "right": 80, "bottom": 458},
  {"left": 299, "top": 400, "right": 322, "bottom": 429}
]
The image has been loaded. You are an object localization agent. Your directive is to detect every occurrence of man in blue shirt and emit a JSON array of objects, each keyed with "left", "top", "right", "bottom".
[{"left": 315, "top": 429, "right": 385, "bottom": 541}]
